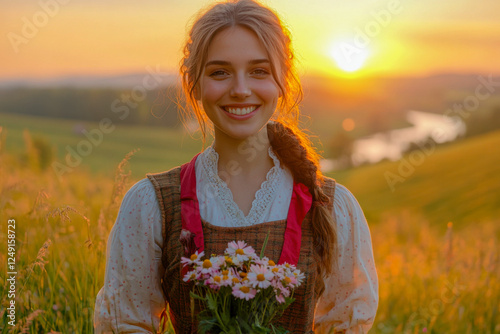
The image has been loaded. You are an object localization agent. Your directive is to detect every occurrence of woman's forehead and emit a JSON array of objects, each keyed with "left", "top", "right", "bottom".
[{"left": 205, "top": 26, "right": 270, "bottom": 65}]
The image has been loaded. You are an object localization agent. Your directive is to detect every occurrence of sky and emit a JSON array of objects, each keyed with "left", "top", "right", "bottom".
[{"left": 1, "top": 0, "right": 500, "bottom": 80}]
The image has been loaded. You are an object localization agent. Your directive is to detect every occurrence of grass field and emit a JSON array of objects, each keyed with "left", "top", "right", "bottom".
[
  {"left": 0, "top": 112, "right": 201, "bottom": 179},
  {"left": 0, "top": 113, "right": 499, "bottom": 333}
]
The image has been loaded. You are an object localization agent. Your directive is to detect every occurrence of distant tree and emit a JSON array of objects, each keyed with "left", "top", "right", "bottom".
[
  {"left": 487, "top": 106, "right": 500, "bottom": 132},
  {"left": 328, "top": 131, "right": 354, "bottom": 168},
  {"left": 0, "top": 86, "right": 183, "bottom": 128},
  {"left": 464, "top": 104, "right": 500, "bottom": 138}
]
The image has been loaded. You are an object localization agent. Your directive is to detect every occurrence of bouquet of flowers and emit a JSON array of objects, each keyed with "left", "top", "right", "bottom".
[{"left": 181, "top": 237, "right": 304, "bottom": 333}]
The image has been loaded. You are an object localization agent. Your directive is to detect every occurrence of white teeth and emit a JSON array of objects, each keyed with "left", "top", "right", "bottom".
[{"left": 225, "top": 106, "right": 257, "bottom": 115}]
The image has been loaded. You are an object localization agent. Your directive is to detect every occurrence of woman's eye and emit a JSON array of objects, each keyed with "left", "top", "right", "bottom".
[
  {"left": 252, "top": 69, "right": 269, "bottom": 76},
  {"left": 209, "top": 70, "right": 228, "bottom": 77}
]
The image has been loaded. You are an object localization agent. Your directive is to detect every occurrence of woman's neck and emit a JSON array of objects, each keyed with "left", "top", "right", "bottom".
[{"left": 212, "top": 127, "right": 274, "bottom": 179}]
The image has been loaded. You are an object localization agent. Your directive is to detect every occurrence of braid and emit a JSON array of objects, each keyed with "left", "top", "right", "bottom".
[{"left": 267, "top": 122, "right": 337, "bottom": 279}]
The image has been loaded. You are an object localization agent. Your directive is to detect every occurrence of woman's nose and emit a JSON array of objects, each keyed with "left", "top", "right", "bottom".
[{"left": 230, "top": 74, "right": 251, "bottom": 98}]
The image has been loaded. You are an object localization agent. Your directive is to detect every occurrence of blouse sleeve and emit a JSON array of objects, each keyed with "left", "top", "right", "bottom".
[
  {"left": 94, "top": 179, "right": 165, "bottom": 333},
  {"left": 315, "top": 183, "right": 379, "bottom": 334}
]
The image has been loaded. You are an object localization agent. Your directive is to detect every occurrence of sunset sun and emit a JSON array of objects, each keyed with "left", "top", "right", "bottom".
[{"left": 329, "top": 39, "right": 371, "bottom": 73}]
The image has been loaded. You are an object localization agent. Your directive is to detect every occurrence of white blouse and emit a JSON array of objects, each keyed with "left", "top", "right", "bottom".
[{"left": 94, "top": 145, "right": 379, "bottom": 333}]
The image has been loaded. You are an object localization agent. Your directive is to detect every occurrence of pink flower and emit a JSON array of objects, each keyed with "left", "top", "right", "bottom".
[
  {"left": 183, "top": 269, "right": 198, "bottom": 282},
  {"left": 292, "top": 270, "right": 305, "bottom": 285},
  {"left": 205, "top": 274, "right": 223, "bottom": 290},
  {"left": 276, "top": 294, "right": 285, "bottom": 304},
  {"left": 199, "top": 257, "right": 221, "bottom": 275},
  {"left": 232, "top": 283, "right": 257, "bottom": 300},
  {"left": 247, "top": 264, "right": 274, "bottom": 289},
  {"left": 181, "top": 250, "right": 205, "bottom": 267},
  {"left": 272, "top": 280, "right": 291, "bottom": 298},
  {"left": 269, "top": 265, "right": 284, "bottom": 280},
  {"left": 226, "top": 241, "right": 256, "bottom": 262},
  {"left": 219, "top": 270, "right": 235, "bottom": 287},
  {"left": 254, "top": 256, "right": 270, "bottom": 267},
  {"left": 282, "top": 274, "right": 298, "bottom": 288}
]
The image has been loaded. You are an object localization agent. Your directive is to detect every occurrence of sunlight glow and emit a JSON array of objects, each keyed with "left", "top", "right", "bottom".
[
  {"left": 330, "top": 39, "right": 371, "bottom": 73},
  {"left": 342, "top": 118, "right": 356, "bottom": 131}
]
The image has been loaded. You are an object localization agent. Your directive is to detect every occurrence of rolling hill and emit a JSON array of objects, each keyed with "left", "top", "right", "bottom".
[{"left": 329, "top": 129, "right": 500, "bottom": 227}]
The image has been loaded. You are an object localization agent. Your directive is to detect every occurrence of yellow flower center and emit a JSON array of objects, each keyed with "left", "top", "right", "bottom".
[
  {"left": 239, "top": 286, "right": 250, "bottom": 293},
  {"left": 223, "top": 275, "right": 229, "bottom": 281},
  {"left": 222, "top": 270, "right": 229, "bottom": 275},
  {"left": 284, "top": 277, "right": 292, "bottom": 284},
  {"left": 268, "top": 260, "right": 275, "bottom": 266},
  {"left": 239, "top": 272, "right": 247, "bottom": 278},
  {"left": 272, "top": 268, "right": 279, "bottom": 273},
  {"left": 232, "top": 277, "right": 240, "bottom": 284},
  {"left": 203, "top": 259, "right": 212, "bottom": 269},
  {"left": 190, "top": 254, "right": 198, "bottom": 261},
  {"left": 214, "top": 276, "right": 221, "bottom": 283},
  {"left": 190, "top": 273, "right": 196, "bottom": 279},
  {"left": 257, "top": 274, "right": 266, "bottom": 281},
  {"left": 236, "top": 249, "right": 245, "bottom": 255},
  {"left": 225, "top": 256, "right": 233, "bottom": 264}
]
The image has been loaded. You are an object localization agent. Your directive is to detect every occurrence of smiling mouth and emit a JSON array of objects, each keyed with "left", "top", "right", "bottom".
[{"left": 221, "top": 105, "right": 259, "bottom": 116}]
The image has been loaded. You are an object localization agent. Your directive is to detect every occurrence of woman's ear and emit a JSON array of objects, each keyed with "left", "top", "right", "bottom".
[{"left": 194, "top": 84, "right": 201, "bottom": 100}]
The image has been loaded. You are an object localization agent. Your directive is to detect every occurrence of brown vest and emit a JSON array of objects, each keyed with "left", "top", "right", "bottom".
[{"left": 147, "top": 166, "right": 336, "bottom": 333}]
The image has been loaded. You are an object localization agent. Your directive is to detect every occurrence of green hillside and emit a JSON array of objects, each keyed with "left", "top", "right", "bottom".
[
  {"left": 328, "top": 130, "right": 500, "bottom": 227},
  {"left": 0, "top": 112, "right": 201, "bottom": 178}
]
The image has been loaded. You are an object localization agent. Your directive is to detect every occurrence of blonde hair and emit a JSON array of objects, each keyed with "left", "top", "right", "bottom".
[{"left": 179, "top": 0, "right": 337, "bottom": 280}]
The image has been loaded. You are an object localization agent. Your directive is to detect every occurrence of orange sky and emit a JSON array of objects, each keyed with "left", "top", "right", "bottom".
[{"left": 1, "top": 0, "right": 499, "bottom": 80}]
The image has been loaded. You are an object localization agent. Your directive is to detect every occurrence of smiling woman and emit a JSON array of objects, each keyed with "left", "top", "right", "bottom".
[{"left": 93, "top": 1, "right": 378, "bottom": 333}]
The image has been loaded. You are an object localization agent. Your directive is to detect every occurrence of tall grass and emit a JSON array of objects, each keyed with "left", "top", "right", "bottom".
[{"left": 0, "top": 130, "right": 498, "bottom": 333}]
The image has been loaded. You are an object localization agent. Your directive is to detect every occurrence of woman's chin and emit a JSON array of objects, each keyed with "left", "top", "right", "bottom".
[{"left": 215, "top": 124, "right": 269, "bottom": 143}]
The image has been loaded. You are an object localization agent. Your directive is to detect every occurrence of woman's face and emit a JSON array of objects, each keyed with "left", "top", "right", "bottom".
[{"left": 198, "top": 25, "right": 281, "bottom": 143}]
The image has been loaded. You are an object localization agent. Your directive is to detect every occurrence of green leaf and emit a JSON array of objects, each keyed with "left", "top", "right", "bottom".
[
  {"left": 270, "top": 324, "right": 290, "bottom": 334},
  {"left": 260, "top": 229, "right": 271, "bottom": 259},
  {"left": 190, "top": 290, "right": 205, "bottom": 301},
  {"left": 206, "top": 293, "right": 217, "bottom": 311},
  {"left": 251, "top": 323, "right": 272, "bottom": 333},
  {"left": 236, "top": 315, "right": 253, "bottom": 332},
  {"left": 198, "top": 317, "right": 217, "bottom": 334},
  {"left": 221, "top": 307, "right": 230, "bottom": 325},
  {"left": 283, "top": 297, "right": 295, "bottom": 308}
]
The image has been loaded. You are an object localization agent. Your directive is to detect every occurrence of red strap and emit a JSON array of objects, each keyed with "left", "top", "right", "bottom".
[
  {"left": 278, "top": 182, "right": 313, "bottom": 266},
  {"left": 180, "top": 153, "right": 204, "bottom": 253}
]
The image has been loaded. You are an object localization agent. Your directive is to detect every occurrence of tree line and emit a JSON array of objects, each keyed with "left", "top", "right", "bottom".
[{"left": 0, "top": 86, "right": 184, "bottom": 128}]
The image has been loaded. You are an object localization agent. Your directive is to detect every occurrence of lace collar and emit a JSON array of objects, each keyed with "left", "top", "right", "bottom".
[{"left": 199, "top": 144, "right": 284, "bottom": 226}]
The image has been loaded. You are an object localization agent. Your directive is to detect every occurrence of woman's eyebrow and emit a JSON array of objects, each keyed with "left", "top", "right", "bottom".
[{"left": 205, "top": 59, "right": 270, "bottom": 67}]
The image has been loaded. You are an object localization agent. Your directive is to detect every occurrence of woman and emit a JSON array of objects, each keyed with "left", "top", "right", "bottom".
[{"left": 94, "top": 0, "right": 378, "bottom": 333}]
